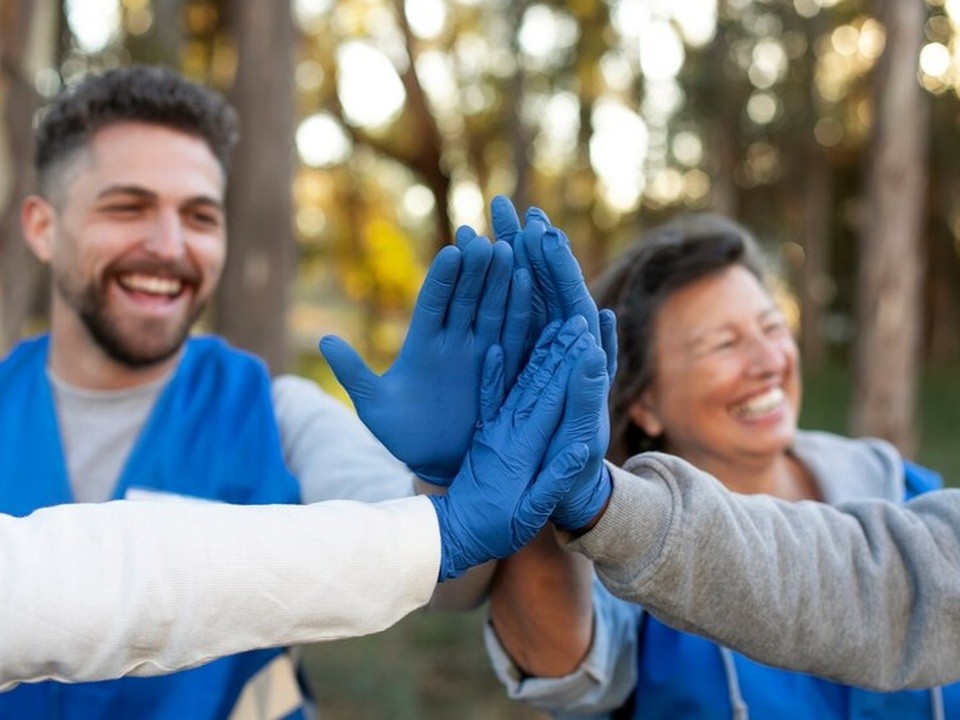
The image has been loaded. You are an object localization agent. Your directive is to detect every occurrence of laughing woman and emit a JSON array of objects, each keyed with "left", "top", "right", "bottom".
[{"left": 485, "top": 213, "right": 959, "bottom": 720}]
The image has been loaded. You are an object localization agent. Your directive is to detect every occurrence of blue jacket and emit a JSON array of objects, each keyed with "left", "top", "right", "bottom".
[{"left": 0, "top": 335, "right": 304, "bottom": 719}]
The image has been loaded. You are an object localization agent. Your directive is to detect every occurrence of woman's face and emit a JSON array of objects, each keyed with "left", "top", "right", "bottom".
[{"left": 630, "top": 264, "right": 801, "bottom": 470}]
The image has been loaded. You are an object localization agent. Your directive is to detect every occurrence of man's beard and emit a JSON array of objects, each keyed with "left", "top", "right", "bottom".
[{"left": 54, "top": 272, "right": 205, "bottom": 370}]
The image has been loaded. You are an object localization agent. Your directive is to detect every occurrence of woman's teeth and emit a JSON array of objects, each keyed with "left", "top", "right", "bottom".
[{"left": 733, "top": 387, "right": 785, "bottom": 418}]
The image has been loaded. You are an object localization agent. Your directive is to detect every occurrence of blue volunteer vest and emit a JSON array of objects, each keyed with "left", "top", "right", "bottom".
[
  {"left": 619, "top": 461, "right": 953, "bottom": 720},
  {"left": 0, "top": 335, "right": 303, "bottom": 719}
]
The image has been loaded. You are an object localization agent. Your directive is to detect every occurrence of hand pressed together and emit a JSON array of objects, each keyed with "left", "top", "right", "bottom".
[
  {"left": 429, "top": 317, "right": 608, "bottom": 580},
  {"left": 320, "top": 240, "right": 531, "bottom": 485}
]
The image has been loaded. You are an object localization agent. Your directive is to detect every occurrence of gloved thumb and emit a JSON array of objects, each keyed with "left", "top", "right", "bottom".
[
  {"left": 564, "top": 349, "right": 607, "bottom": 434},
  {"left": 455, "top": 224, "right": 481, "bottom": 250},
  {"left": 525, "top": 205, "right": 551, "bottom": 227},
  {"left": 517, "top": 442, "right": 588, "bottom": 529},
  {"left": 490, "top": 195, "right": 521, "bottom": 243},
  {"left": 599, "top": 308, "right": 618, "bottom": 381},
  {"left": 319, "top": 335, "right": 378, "bottom": 403}
]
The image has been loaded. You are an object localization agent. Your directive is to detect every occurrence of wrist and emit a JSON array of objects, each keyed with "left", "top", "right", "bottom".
[
  {"left": 411, "top": 466, "right": 456, "bottom": 488},
  {"left": 553, "top": 463, "right": 612, "bottom": 532},
  {"left": 414, "top": 476, "right": 450, "bottom": 496},
  {"left": 426, "top": 494, "right": 456, "bottom": 581}
]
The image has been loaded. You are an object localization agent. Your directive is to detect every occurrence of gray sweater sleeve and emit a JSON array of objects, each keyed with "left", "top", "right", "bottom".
[{"left": 565, "top": 453, "right": 960, "bottom": 691}]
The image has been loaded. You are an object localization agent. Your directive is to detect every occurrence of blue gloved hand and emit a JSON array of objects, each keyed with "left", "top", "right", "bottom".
[
  {"left": 320, "top": 240, "right": 531, "bottom": 485},
  {"left": 429, "top": 316, "right": 607, "bottom": 580},
  {"left": 548, "top": 309, "right": 618, "bottom": 530},
  {"left": 460, "top": 197, "right": 609, "bottom": 355},
  {"left": 453, "top": 223, "right": 533, "bottom": 387},
  {"left": 473, "top": 197, "right": 621, "bottom": 528}
]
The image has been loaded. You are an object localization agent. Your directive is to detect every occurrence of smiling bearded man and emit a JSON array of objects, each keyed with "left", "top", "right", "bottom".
[{"left": 0, "top": 65, "right": 421, "bottom": 719}]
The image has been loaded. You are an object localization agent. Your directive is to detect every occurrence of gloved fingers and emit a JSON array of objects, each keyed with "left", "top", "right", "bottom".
[
  {"left": 524, "top": 205, "right": 552, "bottom": 227},
  {"left": 512, "top": 442, "right": 588, "bottom": 544},
  {"left": 504, "top": 318, "right": 563, "bottom": 408},
  {"left": 513, "top": 317, "right": 590, "bottom": 420},
  {"left": 455, "top": 224, "right": 481, "bottom": 250},
  {"left": 490, "top": 195, "right": 522, "bottom": 245},
  {"left": 599, "top": 308, "right": 619, "bottom": 380},
  {"left": 519, "top": 331, "right": 593, "bottom": 429},
  {"left": 558, "top": 346, "right": 608, "bottom": 443},
  {"left": 542, "top": 228, "right": 602, "bottom": 342},
  {"left": 479, "top": 345, "right": 506, "bottom": 425},
  {"left": 407, "top": 245, "right": 462, "bottom": 341},
  {"left": 541, "top": 344, "right": 606, "bottom": 471},
  {"left": 319, "top": 335, "right": 379, "bottom": 404},
  {"left": 447, "top": 239, "right": 493, "bottom": 331},
  {"left": 475, "top": 241, "right": 514, "bottom": 343},
  {"left": 501, "top": 268, "right": 533, "bottom": 388},
  {"left": 520, "top": 220, "right": 552, "bottom": 300},
  {"left": 545, "top": 348, "right": 611, "bottom": 530}
]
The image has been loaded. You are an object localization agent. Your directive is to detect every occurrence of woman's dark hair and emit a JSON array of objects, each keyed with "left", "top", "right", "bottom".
[{"left": 591, "top": 213, "right": 769, "bottom": 464}]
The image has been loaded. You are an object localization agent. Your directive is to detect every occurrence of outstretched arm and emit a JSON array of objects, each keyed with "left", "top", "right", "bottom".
[
  {"left": 0, "top": 325, "right": 610, "bottom": 692},
  {"left": 430, "top": 315, "right": 609, "bottom": 581},
  {"left": 569, "top": 453, "right": 960, "bottom": 691},
  {"left": 0, "top": 496, "right": 440, "bottom": 689}
]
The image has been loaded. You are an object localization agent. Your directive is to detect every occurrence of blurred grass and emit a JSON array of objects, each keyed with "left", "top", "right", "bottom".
[
  {"left": 301, "top": 609, "right": 547, "bottom": 720},
  {"left": 299, "top": 364, "right": 960, "bottom": 718}
]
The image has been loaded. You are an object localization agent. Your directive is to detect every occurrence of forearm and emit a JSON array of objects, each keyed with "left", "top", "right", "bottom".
[
  {"left": 489, "top": 525, "right": 595, "bottom": 676},
  {"left": 566, "top": 453, "right": 960, "bottom": 690},
  {"left": 0, "top": 497, "right": 439, "bottom": 689}
]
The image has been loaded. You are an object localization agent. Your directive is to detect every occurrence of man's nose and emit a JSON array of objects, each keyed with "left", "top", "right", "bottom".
[{"left": 144, "top": 208, "right": 186, "bottom": 258}]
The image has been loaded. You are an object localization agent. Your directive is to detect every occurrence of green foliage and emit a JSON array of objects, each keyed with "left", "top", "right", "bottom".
[{"left": 800, "top": 364, "right": 960, "bottom": 487}]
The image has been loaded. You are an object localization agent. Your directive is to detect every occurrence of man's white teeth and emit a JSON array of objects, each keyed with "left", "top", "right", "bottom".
[
  {"left": 734, "top": 387, "right": 785, "bottom": 418},
  {"left": 118, "top": 273, "right": 182, "bottom": 296}
]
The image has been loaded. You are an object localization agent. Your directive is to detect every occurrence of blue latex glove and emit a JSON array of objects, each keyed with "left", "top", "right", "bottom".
[
  {"left": 490, "top": 196, "right": 603, "bottom": 341},
  {"left": 472, "top": 197, "right": 620, "bottom": 528},
  {"left": 548, "top": 309, "right": 617, "bottom": 530},
  {"left": 429, "top": 316, "right": 607, "bottom": 580},
  {"left": 320, "top": 240, "right": 531, "bottom": 485},
  {"left": 454, "top": 223, "right": 533, "bottom": 387}
]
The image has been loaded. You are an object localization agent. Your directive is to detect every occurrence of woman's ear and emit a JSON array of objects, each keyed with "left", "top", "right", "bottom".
[
  {"left": 628, "top": 389, "right": 664, "bottom": 438},
  {"left": 21, "top": 195, "right": 56, "bottom": 263}
]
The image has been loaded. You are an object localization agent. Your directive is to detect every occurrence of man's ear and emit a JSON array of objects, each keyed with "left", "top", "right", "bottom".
[
  {"left": 627, "top": 388, "right": 664, "bottom": 438},
  {"left": 21, "top": 195, "right": 56, "bottom": 263}
]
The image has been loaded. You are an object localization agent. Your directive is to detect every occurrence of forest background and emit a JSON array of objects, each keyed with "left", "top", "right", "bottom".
[{"left": 1, "top": 0, "right": 959, "bottom": 716}]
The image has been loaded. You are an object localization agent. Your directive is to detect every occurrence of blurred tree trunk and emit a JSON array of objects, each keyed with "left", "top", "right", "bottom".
[
  {"left": 392, "top": 0, "right": 452, "bottom": 254},
  {"left": 326, "top": 1, "right": 453, "bottom": 254},
  {"left": 794, "top": 9, "right": 833, "bottom": 371},
  {"left": 216, "top": 1, "right": 295, "bottom": 373},
  {"left": 124, "top": 0, "right": 182, "bottom": 65},
  {"left": 851, "top": 0, "right": 928, "bottom": 454},
  {"left": 796, "top": 142, "right": 832, "bottom": 370},
  {"left": 570, "top": 0, "right": 609, "bottom": 280},
  {"left": 506, "top": 0, "right": 530, "bottom": 215},
  {"left": 0, "top": 0, "right": 56, "bottom": 352},
  {"left": 706, "top": 22, "right": 739, "bottom": 218},
  {"left": 926, "top": 174, "right": 960, "bottom": 365}
]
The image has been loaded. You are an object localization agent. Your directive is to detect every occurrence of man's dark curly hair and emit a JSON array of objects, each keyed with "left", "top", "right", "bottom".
[{"left": 34, "top": 65, "right": 239, "bottom": 200}]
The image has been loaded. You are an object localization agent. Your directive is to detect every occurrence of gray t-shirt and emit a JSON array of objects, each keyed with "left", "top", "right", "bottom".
[
  {"left": 48, "top": 370, "right": 413, "bottom": 506},
  {"left": 49, "top": 371, "right": 169, "bottom": 503}
]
